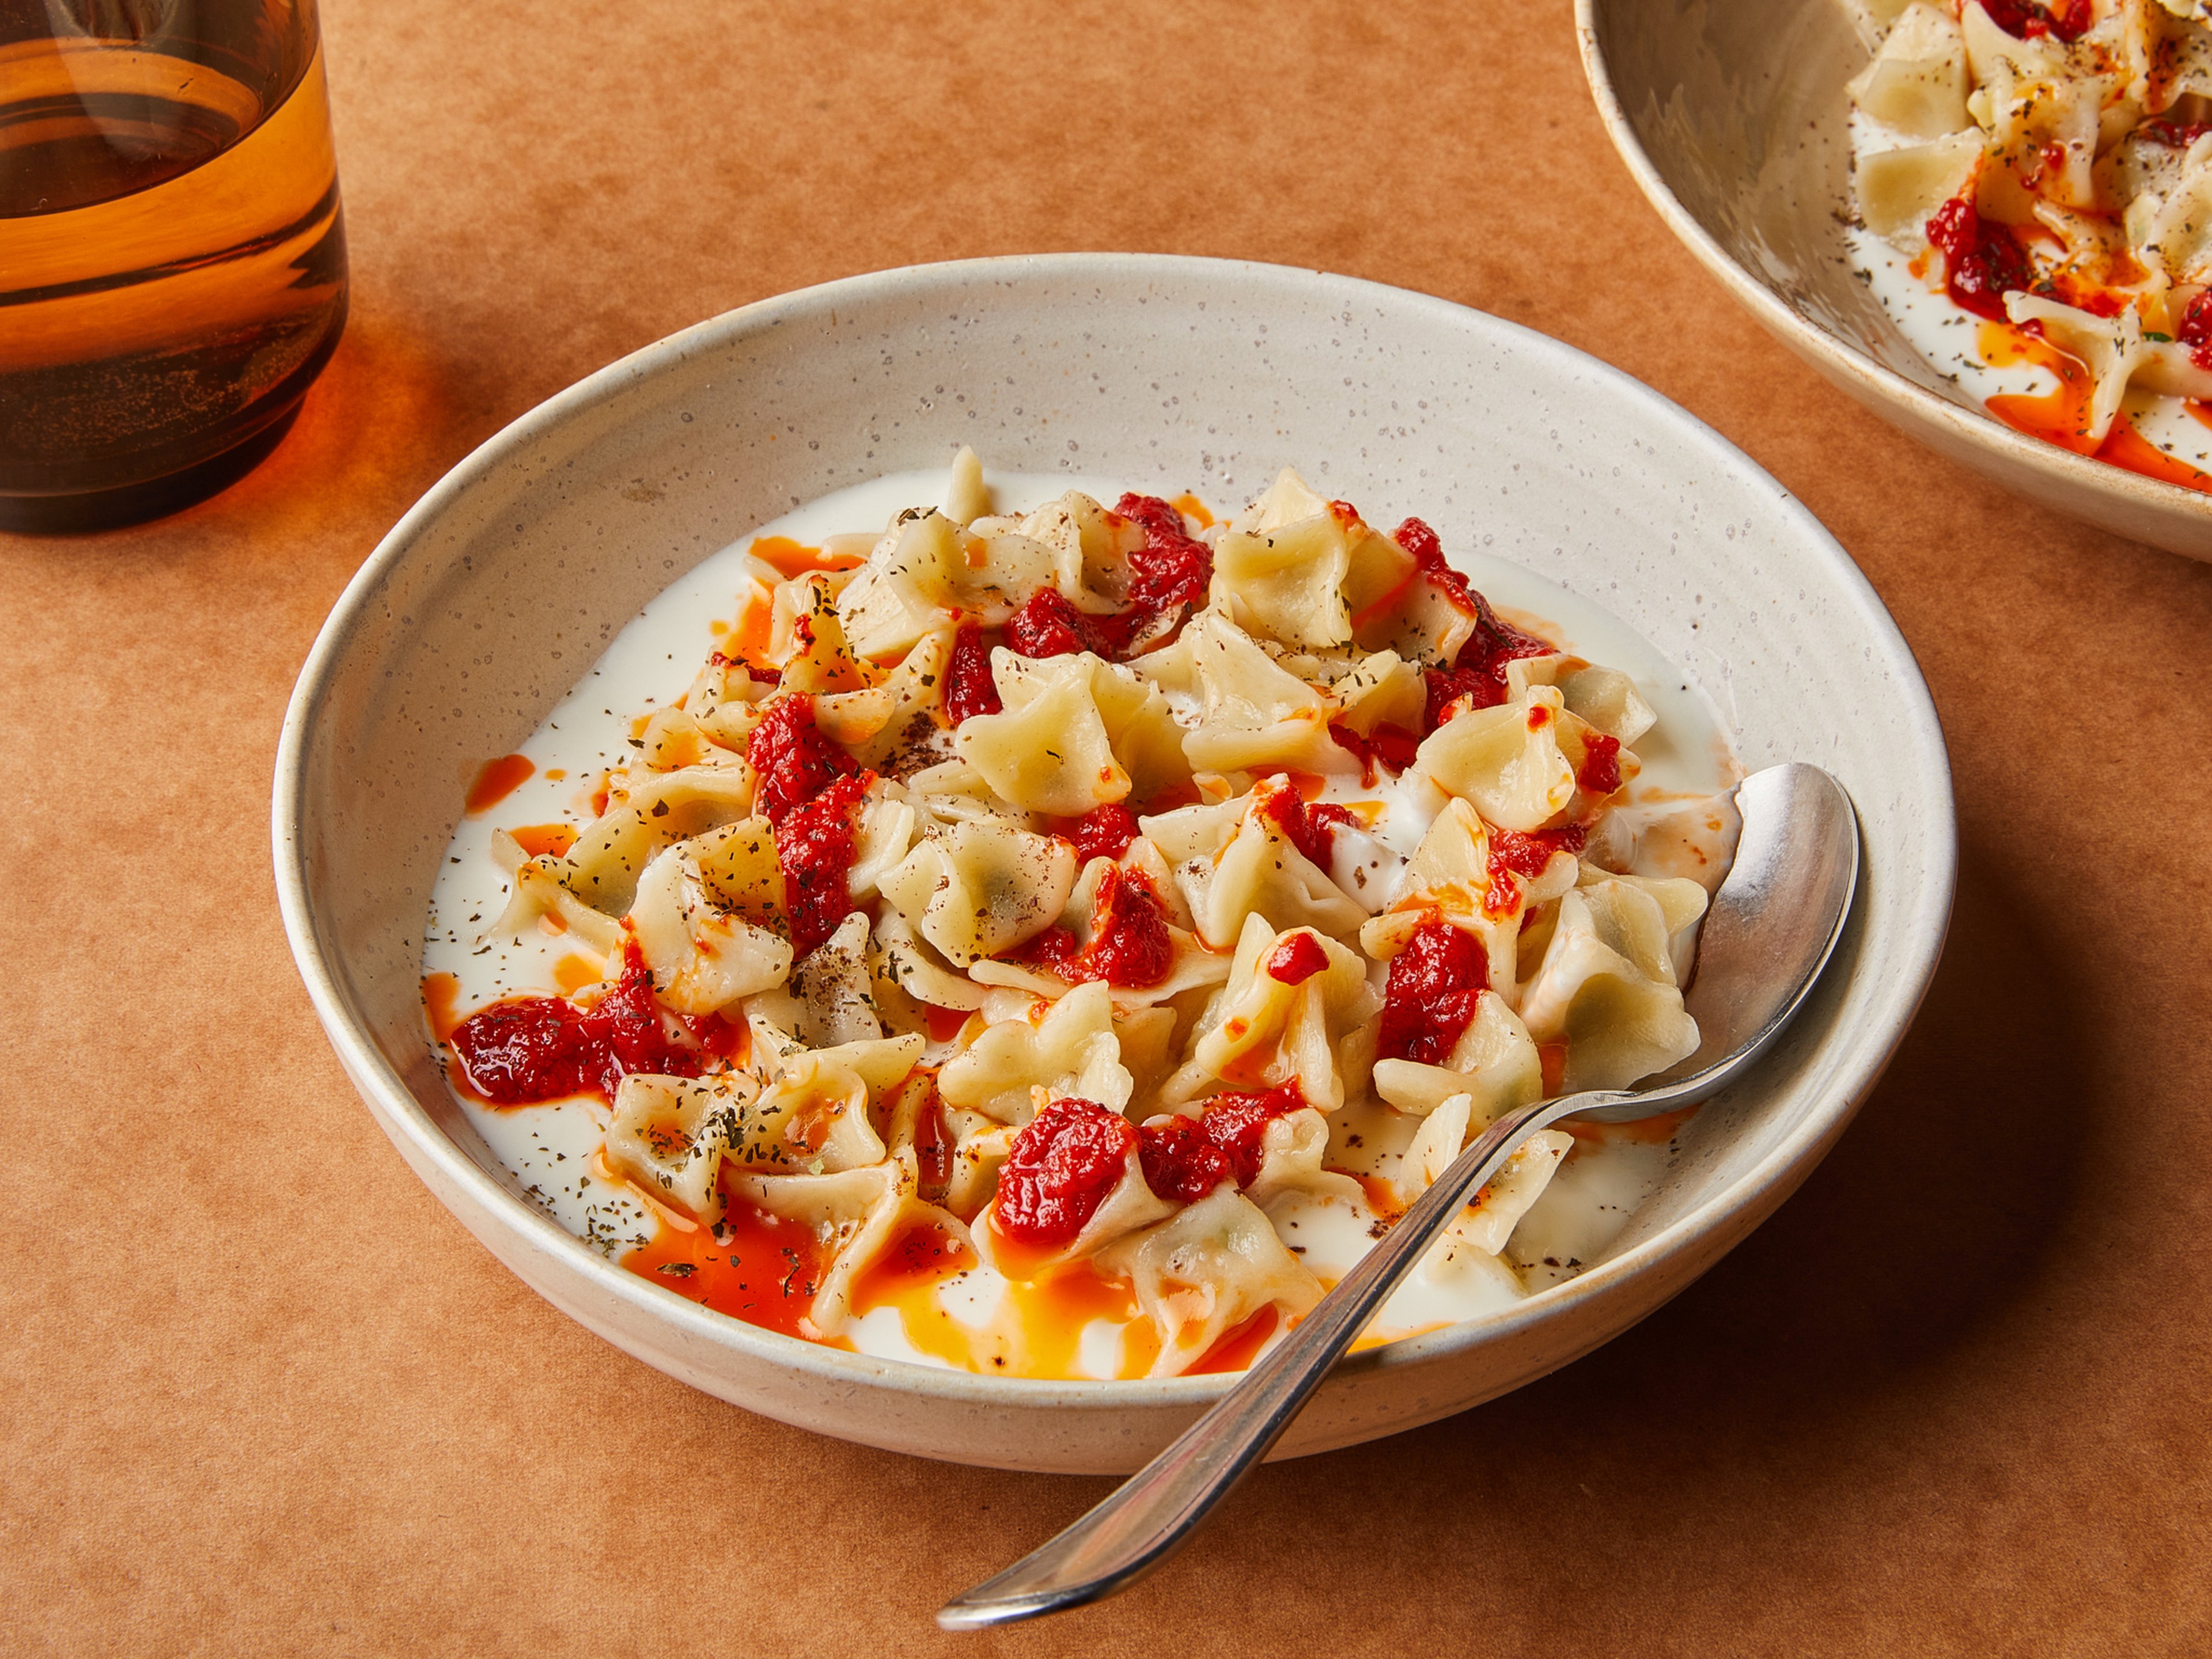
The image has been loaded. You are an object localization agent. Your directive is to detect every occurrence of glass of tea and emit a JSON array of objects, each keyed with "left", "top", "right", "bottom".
[{"left": 1, "top": 0, "right": 349, "bottom": 532}]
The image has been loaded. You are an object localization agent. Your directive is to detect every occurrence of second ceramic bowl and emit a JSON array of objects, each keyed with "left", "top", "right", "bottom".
[{"left": 1578, "top": 0, "right": 2212, "bottom": 560}]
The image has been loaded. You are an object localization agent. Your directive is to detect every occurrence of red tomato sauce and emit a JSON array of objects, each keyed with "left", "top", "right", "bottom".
[
  {"left": 1974, "top": 0, "right": 2090, "bottom": 44},
  {"left": 1260, "top": 786, "right": 1359, "bottom": 868},
  {"left": 1485, "top": 824, "right": 1586, "bottom": 917},
  {"left": 1138, "top": 1084, "right": 1307, "bottom": 1201},
  {"left": 992, "top": 1098, "right": 1138, "bottom": 1247},
  {"left": 1066, "top": 801, "right": 1139, "bottom": 863},
  {"left": 1113, "top": 491, "right": 1214, "bottom": 619},
  {"left": 942, "top": 624, "right": 1003, "bottom": 723},
  {"left": 1024, "top": 866, "right": 1174, "bottom": 988},
  {"left": 774, "top": 770, "right": 872, "bottom": 957},
  {"left": 746, "top": 695, "right": 856, "bottom": 826},
  {"left": 1418, "top": 588, "right": 1555, "bottom": 730},
  {"left": 1264, "top": 931, "right": 1331, "bottom": 985},
  {"left": 1926, "top": 195, "right": 2032, "bottom": 322},
  {"left": 1005, "top": 587, "right": 1134, "bottom": 660},
  {"left": 1577, "top": 732, "right": 1623, "bottom": 796},
  {"left": 1376, "top": 920, "right": 1490, "bottom": 1066},
  {"left": 1328, "top": 719, "right": 1423, "bottom": 782},
  {"left": 446, "top": 944, "right": 701, "bottom": 1105}
]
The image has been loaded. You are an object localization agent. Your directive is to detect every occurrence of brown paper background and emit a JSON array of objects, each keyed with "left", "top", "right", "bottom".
[{"left": 5, "top": 1, "right": 2209, "bottom": 1653}]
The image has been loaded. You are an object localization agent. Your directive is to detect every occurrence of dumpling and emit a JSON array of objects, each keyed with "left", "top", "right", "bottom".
[
  {"left": 1141, "top": 612, "right": 1350, "bottom": 776},
  {"left": 526, "top": 764, "right": 760, "bottom": 918},
  {"left": 1396, "top": 1090, "right": 1574, "bottom": 1255},
  {"left": 603, "top": 1071, "right": 757, "bottom": 1225},
  {"left": 1415, "top": 683, "right": 1634, "bottom": 832},
  {"left": 877, "top": 816, "right": 1079, "bottom": 965},
  {"left": 937, "top": 980, "right": 1136, "bottom": 1123},
  {"left": 1093, "top": 1186, "right": 1324, "bottom": 1378},
  {"left": 786, "top": 912, "right": 884, "bottom": 1046},
  {"left": 1185, "top": 914, "right": 1378, "bottom": 1109},
  {"left": 1143, "top": 781, "right": 1369, "bottom": 949},
  {"left": 954, "top": 649, "right": 1188, "bottom": 815},
  {"left": 483, "top": 850, "right": 626, "bottom": 953},
  {"left": 1211, "top": 471, "right": 1355, "bottom": 650},
  {"left": 944, "top": 444, "right": 992, "bottom": 525},
  {"left": 1846, "top": 2, "right": 1969, "bottom": 139},
  {"left": 1517, "top": 877, "right": 1705, "bottom": 1092},
  {"left": 729, "top": 1156, "right": 963, "bottom": 1339},
  {"left": 1858, "top": 130, "right": 1982, "bottom": 246},
  {"left": 815, "top": 626, "right": 956, "bottom": 770},
  {"left": 1365, "top": 796, "right": 1578, "bottom": 994},
  {"left": 771, "top": 574, "right": 873, "bottom": 696},
  {"left": 969, "top": 1097, "right": 1177, "bottom": 1278},
  {"left": 724, "top": 1040, "right": 915, "bottom": 1174},
  {"left": 1369, "top": 990, "right": 1543, "bottom": 1123},
  {"left": 627, "top": 839, "right": 794, "bottom": 1014},
  {"left": 869, "top": 907, "right": 991, "bottom": 1033}
]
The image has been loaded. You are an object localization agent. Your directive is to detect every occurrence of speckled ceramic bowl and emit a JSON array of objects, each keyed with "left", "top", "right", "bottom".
[
  {"left": 274, "top": 255, "right": 1953, "bottom": 1474},
  {"left": 1577, "top": 0, "right": 2212, "bottom": 561}
]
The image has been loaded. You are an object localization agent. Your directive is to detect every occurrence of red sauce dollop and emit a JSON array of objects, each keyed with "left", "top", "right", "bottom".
[
  {"left": 1069, "top": 801, "right": 1139, "bottom": 864},
  {"left": 942, "top": 624, "right": 1002, "bottom": 724},
  {"left": 1005, "top": 588, "right": 1132, "bottom": 660},
  {"left": 776, "top": 770, "right": 872, "bottom": 957},
  {"left": 1577, "top": 730, "right": 1623, "bottom": 796},
  {"left": 2180, "top": 293, "right": 2212, "bottom": 374},
  {"left": 747, "top": 695, "right": 856, "bottom": 825},
  {"left": 1136, "top": 1113, "right": 1232, "bottom": 1204},
  {"left": 449, "top": 945, "right": 699, "bottom": 1104},
  {"left": 1260, "top": 786, "right": 1359, "bottom": 869},
  {"left": 1199, "top": 1085, "right": 1308, "bottom": 1186},
  {"left": 1416, "top": 578, "right": 1555, "bottom": 733},
  {"left": 1137, "top": 1084, "right": 1308, "bottom": 1202},
  {"left": 1025, "top": 866, "right": 1174, "bottom": 988},
  {"left": 1376, "top": 920, "right": 1490, "bottom": 1066},
  {"left": 1975, "top": 0, "right": 2090, "bottom": 42},
  {"left": 1926, "top": 195, "right": 2031, "bottom": 322},
  {"left": 465, "top": 753, "right": 535, "bottom": 815},
  {"left": 1484, "top": 823, "right": 1586, "bottom": 916},
  {"left": 1328, "top": 719, "right": 1423, "bottom": 782},
  {"left": 1114, "top": 492, "right": 1214, "bottom": 619},
  {"left": 1264, "top": 931, "right": 1331, "bottom": 986},
  {"left": 994, "top": 1097, "right": 1138, "bottom": 1245}
]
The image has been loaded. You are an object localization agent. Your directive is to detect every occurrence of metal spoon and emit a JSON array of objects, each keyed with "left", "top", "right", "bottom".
[{"left": 938, "top": 762, "right": 1858, "bottom": 1631}]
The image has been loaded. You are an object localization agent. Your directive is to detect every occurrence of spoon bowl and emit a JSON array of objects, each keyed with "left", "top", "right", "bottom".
[{"left": 939, "top": 762, "right": 1860, "bottom": 1630}]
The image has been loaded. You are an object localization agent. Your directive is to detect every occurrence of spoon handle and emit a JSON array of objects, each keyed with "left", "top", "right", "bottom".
[{"left": 936, "top": 1090, "right": 1609, "bottom": 1631}]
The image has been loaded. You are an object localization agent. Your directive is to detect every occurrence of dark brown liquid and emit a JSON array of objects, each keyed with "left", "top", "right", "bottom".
[{"left": 0, "top": 1, "right": 348, "bottom": 530}]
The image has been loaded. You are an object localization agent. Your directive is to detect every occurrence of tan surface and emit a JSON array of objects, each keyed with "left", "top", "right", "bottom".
[{"left": 4, "top": 1, "right": 2207, "bottom": 1653}]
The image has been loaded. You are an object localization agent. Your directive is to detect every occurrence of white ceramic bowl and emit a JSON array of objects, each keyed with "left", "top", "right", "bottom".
[
  {"left": 1577, "top": 0, "right": 2212, "bottom": 561},
  {"left": 274, "top": 255, "right": 1954, "bottom": 1475}
]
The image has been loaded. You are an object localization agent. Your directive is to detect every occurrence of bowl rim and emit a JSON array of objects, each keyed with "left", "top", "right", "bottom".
[
  {"left": 1571, "top": 0, "right": 2212, "bottom": 523},
  {"left": 272, "top": 251, "right": 1957, "bottom": 1415}
]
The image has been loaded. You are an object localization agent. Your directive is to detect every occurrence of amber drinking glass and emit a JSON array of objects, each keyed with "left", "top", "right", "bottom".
[{"left": 0, "top": 0, "right": 347, "bottom": 531}]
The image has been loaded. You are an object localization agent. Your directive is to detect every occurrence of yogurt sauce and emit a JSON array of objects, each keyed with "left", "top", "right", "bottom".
[{"left": 422, "top": 464, "right": 1736, "bottom": 1372}]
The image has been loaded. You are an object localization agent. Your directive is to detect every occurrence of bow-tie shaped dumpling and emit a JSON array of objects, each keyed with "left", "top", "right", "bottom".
[
  {"left": 627, "top": 838, "right": 794, "bottom": 1015},
  {"left": 1516, "top": 876, "right": 1706, "bottom": 1092},
  {"left": 603, "top": 1071, "right": 759, "bottom": 1226},
  {"left": 878, "top": 816, "right": 1079, "bottom": 967},
  {"left": 938, "top": 980, "right": 1135, "bottom": 1125},
  {"left": 1416, "top": 683, "right": 1638, "bottom": 832},
  {"left": 1095, "top": 1185, "right": 1324, "bottom": 1377}
]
